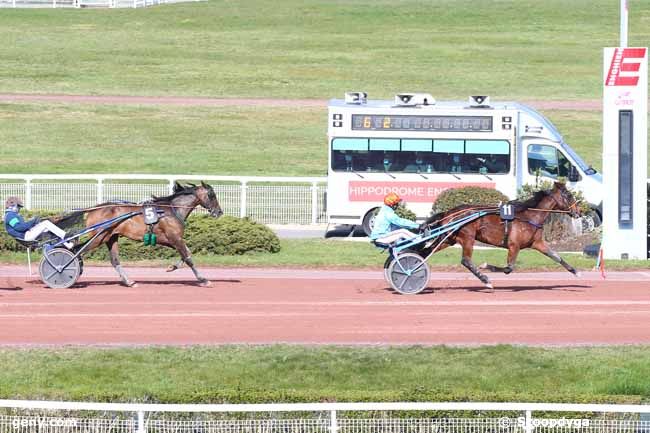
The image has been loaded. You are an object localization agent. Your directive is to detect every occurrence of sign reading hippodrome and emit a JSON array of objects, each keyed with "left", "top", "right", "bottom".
[{"left": 348, "top": 181, "right": 495, "bottom": 203}]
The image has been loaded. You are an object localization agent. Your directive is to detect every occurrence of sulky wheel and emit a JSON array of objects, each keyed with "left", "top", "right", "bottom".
[
  {"left": 387, "top": 252, "right": 430, "bottom": 295},
  {"left": 39, "top": 248, "right": 81, "bottom": 289}
]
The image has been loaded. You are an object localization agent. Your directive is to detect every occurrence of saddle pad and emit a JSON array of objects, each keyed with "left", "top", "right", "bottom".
[
  {"left": 143, "top": 205, "right": 159, "bottom": 225},
  {"left": 499, "top": 203, "right": 515, "bottom": 220}
]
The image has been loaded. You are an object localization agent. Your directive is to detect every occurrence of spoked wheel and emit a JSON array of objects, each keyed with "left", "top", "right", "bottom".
[
  {"left": 387, "top": 253, "right": 430, "bottom": 295},
  {"left": 39, "top": 248, "right": 81, "bottom": 289}
]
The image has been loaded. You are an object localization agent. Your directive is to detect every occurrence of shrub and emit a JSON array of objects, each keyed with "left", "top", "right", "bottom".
[
  {"left": 394, "top": 202, "right": 417, "bottom": 221},
  {"left": 432, "top": 187, "right": 509, "bottom": 213}
]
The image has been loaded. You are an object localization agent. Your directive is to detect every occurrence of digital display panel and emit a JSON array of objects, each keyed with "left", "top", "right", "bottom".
[{"left": 351, "top": 115, "right": 493, "bottom": 132}]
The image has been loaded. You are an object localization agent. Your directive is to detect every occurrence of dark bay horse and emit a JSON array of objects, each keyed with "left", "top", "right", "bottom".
[
  {"left": 421, "top": 182, "right": 581, "bottom": 289},
  {"left": 81, "top": 181, "right": 223, "bottom": 287}
]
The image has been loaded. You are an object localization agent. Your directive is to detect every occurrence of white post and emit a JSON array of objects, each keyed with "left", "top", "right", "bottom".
[
  {"left": 602, "top": 47, "right": 648, "bottom": 259},
  {"left": 97, "top": 178, "right": 104, "bottom": 204},
  {"left": 524, "top": 410, "right": 533, "bottom": 433},
  {"left": 12, "top": 0, "right": 16, "bottom": 7},
  {"left": 620, "top": 0, "right": 628, "bottom": 48},
  {"left": 330, "top": 410, "right": 338, "bottom": 433},
  {"left": 25, "top": 179, "right": 32, "bottom": 210},
  {"left": 26, "top": 248, "right": 32, "bottom": 276},
  {"left": 311, "top": 182, "right": 319, "bottom": 224},
  {"left": 136, "top": 411, "right": 145, "bottom": 433},
  {"left": 168, "top": 178, "right": 175, "bottom": 195},
  {"left": 240, "top": 181, "right": 247, "bottom": 218}
]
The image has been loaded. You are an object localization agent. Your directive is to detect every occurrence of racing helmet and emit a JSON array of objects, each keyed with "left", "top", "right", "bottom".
[
  {"left": 5, "top": 196, "right": 24, "bottom": 209},
  {"left": 383, "top": 192, "right": 401, "bottom": 207}
]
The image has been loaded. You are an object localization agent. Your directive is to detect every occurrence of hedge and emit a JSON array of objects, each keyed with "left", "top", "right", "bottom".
[
  {"left": 0, "top": 213, "right": 280, "bottom": 259},
  {"left": 432, "top": 187, "right": 509, "bottom": 213}
]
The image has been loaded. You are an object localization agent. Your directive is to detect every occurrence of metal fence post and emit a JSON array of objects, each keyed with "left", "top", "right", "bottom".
[
  {"left": 97, "top": 178, "right": 104, "bottom": 204},
  {"left": 524, "top": 410, "right": 533, "bottom": 433},
  {"left": 240, "top": 181, "right": 248, "bottom": 218},
  {"left": 311, "top": 182, "right": 318, "bottom": 224},
  {"left": 136, "top": 411, "right": 146, "bottom": 433},
  {"left": 25, "top": 179, "right": 32, "bottom": 210},
  {"left": 330, "top": 410, "right": 338, "bottom": 433}
]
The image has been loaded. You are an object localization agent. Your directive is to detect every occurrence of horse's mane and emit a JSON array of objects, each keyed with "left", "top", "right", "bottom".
[
  {"left": 508, "top": 189, "right": 549, "bottom": 211},
  {"left": 150, "top": 183, "right": 197, "bottom": 204}
]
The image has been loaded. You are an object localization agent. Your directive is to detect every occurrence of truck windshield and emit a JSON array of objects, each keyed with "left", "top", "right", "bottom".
[{"left": 331, "top": 138, "right": 510, "bottom": 175}]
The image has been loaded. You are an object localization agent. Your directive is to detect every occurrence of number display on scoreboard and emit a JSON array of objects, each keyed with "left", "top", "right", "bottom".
[{"left": 351, "top": 114, "right": 493, "bottom": 132}]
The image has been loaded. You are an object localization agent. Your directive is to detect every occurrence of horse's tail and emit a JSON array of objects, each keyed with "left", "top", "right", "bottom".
[{"left": 50, "top": 210, "right": 86, "bottom": 231}]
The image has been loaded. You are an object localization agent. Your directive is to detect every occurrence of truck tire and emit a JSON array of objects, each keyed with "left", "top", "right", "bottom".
[{"left": 362, "top": 208, "right": 379, "bottom": 237}]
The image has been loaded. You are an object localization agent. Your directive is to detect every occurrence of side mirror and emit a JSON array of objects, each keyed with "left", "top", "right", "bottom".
[{"left": 568, "top": 165, "right": 581, "bottom": 182}]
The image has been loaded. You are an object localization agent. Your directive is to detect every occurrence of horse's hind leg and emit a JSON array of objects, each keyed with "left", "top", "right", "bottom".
[
  {"left": 480, "top": 245, "right": 520, "bottom": 275},
  {"left": 532, "top": 239, "right": 580, "bottom": 277},
  {"left": 107, "top": 235, "right": 137, "bottom": 287},
  {"left": 458, "top": 237, "right": 493, "bottom": 289}
]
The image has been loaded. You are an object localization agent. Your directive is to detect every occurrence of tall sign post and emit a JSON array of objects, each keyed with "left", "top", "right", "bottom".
[{"left": 601, "top": 46, "right": 648, "bottom": 259}]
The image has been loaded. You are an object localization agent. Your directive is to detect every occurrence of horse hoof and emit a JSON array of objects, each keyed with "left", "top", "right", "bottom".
[
  {"left": 166, "top": 265, "right": 177, "bottom": 273},
  {"left": 484, "top": 282, "right": 494, "bottom": 290},
  {"left": 123, "top": 281, "right": 137, "bottom": 288},
  {"left": 199, "top": 280, "right": 212, "bottom": 287},
  {"left": 479, "top": 262, "right": 488, "bottom": 270},
  {"left": 574, "top": 271, "right": 582, "bottom": 278}
]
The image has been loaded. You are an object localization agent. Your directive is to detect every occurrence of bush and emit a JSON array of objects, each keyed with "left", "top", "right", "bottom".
[
  {"left": 394, "top": 202, "right": 416, "bottom": 221},
  {"left": 432, "top": 187, "right": 509, "bottom": 213},
  {"left": 2, "top": 212, "right": 280, "bottom": 260}
]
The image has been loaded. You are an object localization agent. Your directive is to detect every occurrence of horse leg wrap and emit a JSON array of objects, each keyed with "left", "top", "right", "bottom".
[{"left": 462, "top": 257, "right": 490, "bottom": 284}]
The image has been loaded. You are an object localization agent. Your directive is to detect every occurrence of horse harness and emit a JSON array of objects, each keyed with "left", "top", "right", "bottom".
[{"left": 498, "top": 203, "right": 545, "bottom": 247}]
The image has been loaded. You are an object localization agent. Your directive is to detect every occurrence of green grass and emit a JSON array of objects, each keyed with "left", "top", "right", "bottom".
[
  {"left": 0, "top": 102, "right": 326, "bottom": 175},
  {"left": 2, "top": 102, "right": 638, "bottom": 174},
  {"left": 0, "top": 345, "right": 649, "bottom": 402},
  {"left": 2, "top": 239, "right": 649, "bottom": 270},
  {"left": 1, "top": 0, "right": 649, "bottom": 99}
]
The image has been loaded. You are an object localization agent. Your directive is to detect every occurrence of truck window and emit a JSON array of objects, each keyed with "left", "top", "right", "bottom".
[
  {"left": 332, "top": 138, "right": 510, "bottom": 174},
  {"left": 527, "top": 144, "right": 572, "bottom": 178}
]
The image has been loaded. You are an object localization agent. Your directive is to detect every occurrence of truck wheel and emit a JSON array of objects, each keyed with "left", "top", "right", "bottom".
[
  {"left": 581, "top": 209, "right": 602, "bottom": 232},
  {"left": 362, "top": 208, "right": 379, "bottom": 237}
]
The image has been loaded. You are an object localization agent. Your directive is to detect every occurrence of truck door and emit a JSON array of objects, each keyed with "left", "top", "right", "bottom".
[{"left": 525, "top": 143, "right": 580, "bottom": 188}]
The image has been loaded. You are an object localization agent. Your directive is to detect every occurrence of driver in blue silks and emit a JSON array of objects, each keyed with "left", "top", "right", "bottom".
[
  {"left": 4, "top": 196, "right": 71, "bottom": 247},
  {"left": 369, "top": 192, "right": 419, "bottom": 245}
]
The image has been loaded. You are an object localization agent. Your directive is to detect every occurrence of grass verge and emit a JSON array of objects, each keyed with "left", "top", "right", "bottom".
[
  {"left": 2, "top": 239, "right": 649, "bottom": 270},
  {"left": 0, "top": 345, "right": 649, "bottom": 402}
]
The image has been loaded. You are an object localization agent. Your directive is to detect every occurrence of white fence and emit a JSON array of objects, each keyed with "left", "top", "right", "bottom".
[
  {"left": 0, "top": 0, "right": 202, "bottom": 8},
  {"left": 0, "top": 175, "right": 328, "bottom": 225},
  {"left": 0, "top": 401, "right": 649, "bottom": 433}
]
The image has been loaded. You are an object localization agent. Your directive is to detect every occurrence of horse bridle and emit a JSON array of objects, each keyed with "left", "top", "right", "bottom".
[{"left": 548, "top": 189, "right": 579, "bottom": 216}]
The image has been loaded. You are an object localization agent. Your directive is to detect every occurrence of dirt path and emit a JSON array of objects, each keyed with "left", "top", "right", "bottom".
[
  {"left": 0, "top": 266, "right": 648, "bottom": 346},
  {"left": 0, "top": 93, "right": 602, "bottom": 110}
]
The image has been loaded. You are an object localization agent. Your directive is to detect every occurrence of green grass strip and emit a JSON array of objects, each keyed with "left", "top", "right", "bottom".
[{"left": 0, "top": 346, "right": 649, "bottom": 402}]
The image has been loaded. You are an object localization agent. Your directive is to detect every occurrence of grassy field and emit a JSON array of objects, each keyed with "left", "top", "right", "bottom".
[
  {"left": 0, "top": 102, "right": 621, "bottom": 174},
  {"left": 0, "top": 345, "right": 649, "bottom": 402},
  {"left": 2, "top": 239, "right": 649, "bottom": 270},
  {"left": 1, "top": 0, "right": 649, "bottom": 99}
]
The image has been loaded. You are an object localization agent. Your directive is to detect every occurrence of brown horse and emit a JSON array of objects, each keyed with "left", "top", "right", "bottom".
[
  {"left": 80, "top": 181, "right": 223, "bottom": 287},
  {"left": 421, "top": 182, "right": 581, "bottom": 289}
]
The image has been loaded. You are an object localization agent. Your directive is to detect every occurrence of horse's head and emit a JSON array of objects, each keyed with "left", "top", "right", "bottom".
[
  {"left": 194, "top": 181, "right": 223, "bottom": 218},
  {"left": 551, "top": 182, "right": 580, "bottom": 218}
]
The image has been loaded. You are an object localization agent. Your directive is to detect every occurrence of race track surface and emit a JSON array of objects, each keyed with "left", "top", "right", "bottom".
[{"left": 0, "top": 265, "right": 649, "bottom": 346}]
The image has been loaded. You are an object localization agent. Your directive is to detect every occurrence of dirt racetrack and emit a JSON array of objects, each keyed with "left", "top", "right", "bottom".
[{"left": 0, "top": 265, "right": 649, "bottom": 346}]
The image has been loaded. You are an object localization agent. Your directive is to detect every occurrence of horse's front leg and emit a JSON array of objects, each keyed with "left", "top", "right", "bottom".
[
  {"left": 172, "top": 239, "right": 211, "bottom": 286},
  {"left": 107, "top": 235, "right": 137, "bottom": 287},
  {"left": 532, "top": 239, "right": 580, "bottom": 277}
]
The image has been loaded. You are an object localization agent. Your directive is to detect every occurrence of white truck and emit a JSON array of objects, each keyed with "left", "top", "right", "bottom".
[{"left": 327, "top": 92, "right": 602, "bottom": 234}]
